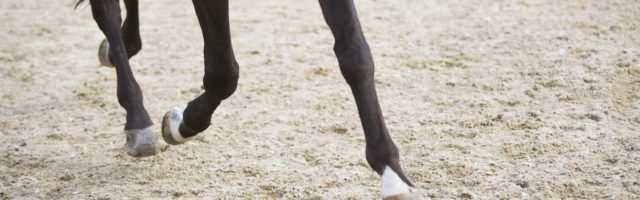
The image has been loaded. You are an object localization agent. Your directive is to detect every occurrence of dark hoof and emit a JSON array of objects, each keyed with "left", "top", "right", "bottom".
[
  {"left": 125, "top": 126, "right": 158, "bottom": 157},
  {"left": 162, "top": 107, "right": 191, "bottom": 145},
  {"left": 383, "top": 193, "right": 421, "bottom": 200},
  {"left": 98, "top": 39, "right": 114, "bottom": 67}
]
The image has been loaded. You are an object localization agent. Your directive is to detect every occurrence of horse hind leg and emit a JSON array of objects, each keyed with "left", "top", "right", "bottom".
[
  {"left": 90, "top": 0, "right": 157, "bottom": 157},
  {"left": 318, "top": 0, "right": 418, "bottom": 199}
]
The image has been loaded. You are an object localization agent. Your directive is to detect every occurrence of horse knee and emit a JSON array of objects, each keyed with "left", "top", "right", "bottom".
[
  {"left": 202, "top": 61, "right": 239, "bottom": 100},
  {"left": 333, "top": 41, "right": 374, "bottom": 87}
]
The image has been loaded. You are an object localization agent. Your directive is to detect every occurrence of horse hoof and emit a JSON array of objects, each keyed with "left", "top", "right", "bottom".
[
  {"left": 382, "top": 165, "right": 420, "bottom": 200},
  {"left": 98, "top": 39, "right": 114, "bottom": 67},
  {"left": 162, "top": 107, "right": 193, "bottom": 145},
  {"left": 382, "top": 193, "right": 421, "bottom": 200},
  {"left": 124, "top": 126, "right": 158, "bottom": 157}
]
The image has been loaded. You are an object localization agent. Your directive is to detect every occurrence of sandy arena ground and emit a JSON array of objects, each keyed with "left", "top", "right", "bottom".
[{"left": 1, "top": 0, "right": 639, "bottom": 199}]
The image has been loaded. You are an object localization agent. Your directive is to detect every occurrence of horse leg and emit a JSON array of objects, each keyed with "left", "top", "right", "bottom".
[
  {"left": 98, "top": 0, "right": 142, "bottom": 67},
  {"left": 161, "top": 0, "right": 238, "bottom": 144},
  {"left": 90, "top": 0, "right": 157, "bottom": 157},
  {"left": 318, "top": 0, "right": 417, "bottom": 199}
]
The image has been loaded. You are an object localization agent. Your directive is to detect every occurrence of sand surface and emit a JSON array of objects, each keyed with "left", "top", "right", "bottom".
[{"left": 1, "top": 0, "right": 639, "bottom": 199}]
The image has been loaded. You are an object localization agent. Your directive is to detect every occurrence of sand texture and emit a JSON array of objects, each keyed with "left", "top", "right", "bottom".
[{"left": 1, "top": 0, "right": 639, "bottom": 199}]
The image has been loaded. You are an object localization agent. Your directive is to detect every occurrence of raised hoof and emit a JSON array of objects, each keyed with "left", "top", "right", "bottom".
[
  {"left": 124, "top": 126, "right": 158, "bottom": 157},
  {"left": 98, "top": 39, "right": 114, "bottom": 67},
  {"left": 382, "top": 193, "right": 421, "bottom": 200},
  {"left": 162, "top": 107, "right": 192, "bottom": 145}
]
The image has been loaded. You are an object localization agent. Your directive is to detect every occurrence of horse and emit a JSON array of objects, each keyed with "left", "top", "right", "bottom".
[{"left": 79, "top": 0, "right": 418, "bottom": 199}]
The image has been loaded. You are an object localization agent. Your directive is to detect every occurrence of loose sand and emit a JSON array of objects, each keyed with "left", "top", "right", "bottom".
[{"left": 1, "top": 0, "right": 639, "bottom": 199}]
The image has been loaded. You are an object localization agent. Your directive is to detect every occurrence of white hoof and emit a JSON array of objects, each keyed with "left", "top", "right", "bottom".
[
  {"left": 161, "top": 106, "right": 193, "bottom": 145},
  {"left": 382, "top": 166, "right": 418, "bottom": 200},
  {"left": 382, "top": 193, "right": 421, "bottom": 200}
]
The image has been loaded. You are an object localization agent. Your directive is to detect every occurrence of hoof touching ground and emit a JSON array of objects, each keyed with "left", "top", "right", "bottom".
[
  {"left": 382, "top": 166, "right": 420, "bottom": 200},
  {"left": 98, "top": 39, "right": 114, "bottom": 67},
  {"left": 382, "top": 193, "right": 421, "bottom": 200},
  {"left": 124, "top": 126, "right": 158, "bottom": 157},
  {"left": 162, "top": 107, "right": 193, "bottom": 145}
]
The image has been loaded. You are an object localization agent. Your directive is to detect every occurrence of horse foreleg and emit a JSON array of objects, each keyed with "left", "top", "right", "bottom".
[
  {"left": 98, "top": 0, "right": 142, "bottom": 67},
  {"left": 90, "top": 0, "right": 157, "bottom": 157},
  {"left": 318, "top": 0, "right": 418, "bottom": 199},
  {"left": 162, "top": 0, "right": 239, "bottom": 144}
]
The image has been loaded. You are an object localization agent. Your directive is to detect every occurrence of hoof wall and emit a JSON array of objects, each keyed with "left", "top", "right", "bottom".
[
  {"left": 162, "top": 107, "right": 188, "bottom": 145},
  {"left": 383, "top": 193, "right": 421, "bottom": 200},
  {"left": 125, "top": 126, "right": 158, "bottom": 158},
  {"left": 98, "top": 39, "right": 114, "bottom": 67}
]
